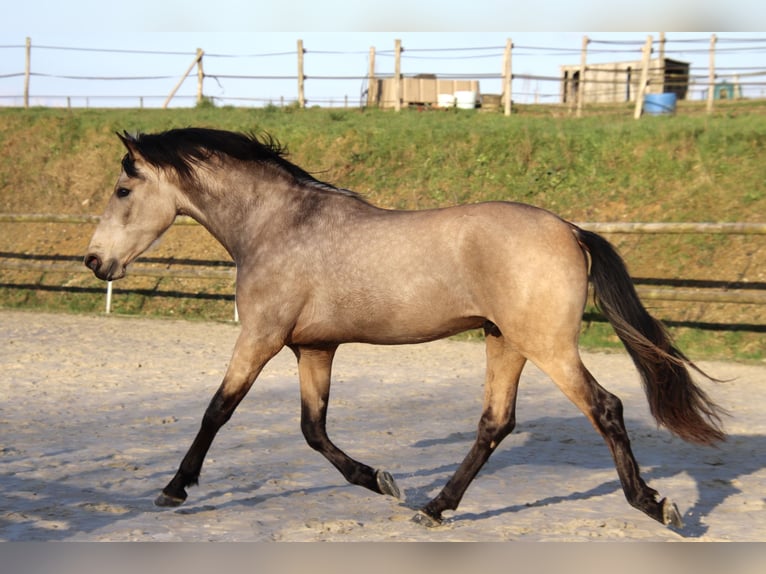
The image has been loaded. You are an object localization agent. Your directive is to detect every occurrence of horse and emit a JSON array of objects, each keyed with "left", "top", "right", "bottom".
[{"left": 84, "top": 127, "right": 725, "bottom": 529}]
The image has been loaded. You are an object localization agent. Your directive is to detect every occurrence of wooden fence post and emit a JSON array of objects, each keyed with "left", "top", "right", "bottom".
[
  {"left": 707, "top": 33, "right": 717, "bottom": 114},
  {"left": 196, "top": 48, "right": 204, "bottom": 105},
  {"left": 368, "top": 46, "right": 376, "bottom": 107},
  {"left": 24, "top": 37, "right": 31, "bottom": 109},
  {"left": 297, "top": 39, "right": 305, "bottom": 108},
  {"left": 163, "top": 49, "right": 204, "bottom": 109},
  {"left": 502, "top": 38, "right": 512, "bottom": 116},
  {"left": 576, "top": 35, "right": 588, "bottom": 118},
  {"left": 633, "top": 35, "right": 653, "bottom": 119},
  {"left": 394, "top": 39, "right": 402, "bottom": 112}
]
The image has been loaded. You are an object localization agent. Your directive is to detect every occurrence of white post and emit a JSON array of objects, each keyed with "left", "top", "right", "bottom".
[{"left": 105, "top": 281, "right": 113, "bottom": 314}]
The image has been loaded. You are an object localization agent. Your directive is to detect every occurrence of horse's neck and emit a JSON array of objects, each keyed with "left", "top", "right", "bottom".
[
  {"left": 174, "top": 166, "right": 265, "bottom": 259},
  {"left": 178, "top": 165, "right": 352, "bottom": 262}
]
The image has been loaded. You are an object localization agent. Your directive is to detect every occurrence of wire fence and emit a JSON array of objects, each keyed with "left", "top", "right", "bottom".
[{"left": 2, "top": 34, "right": 766, "bottom": 115}]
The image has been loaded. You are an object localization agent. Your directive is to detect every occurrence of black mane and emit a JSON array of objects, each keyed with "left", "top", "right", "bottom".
[{"left": 121, "top": 127, "right": 364, "bottom": 200}]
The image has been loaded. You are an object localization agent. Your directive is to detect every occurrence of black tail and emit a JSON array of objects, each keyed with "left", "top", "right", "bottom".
[{"left": 574, "top": 226, "right": 725, "bottom": 445}]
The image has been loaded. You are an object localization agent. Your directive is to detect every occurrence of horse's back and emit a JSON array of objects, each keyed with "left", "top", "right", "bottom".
[{"left": 407, "top": 201, "right": 586, "bottom": 283}]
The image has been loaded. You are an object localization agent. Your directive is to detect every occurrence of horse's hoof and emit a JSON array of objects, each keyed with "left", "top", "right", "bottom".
[
  {"left": 375, "top": 470, "right": 401, "bottom": 499},
  {"left": 661, "top": 498, "right": 684, "bottom": 529},
  {"left": 412, "top": 510, "right": 442, "bottom": 528},
  {"left": 154, "top": 491, "right": 186, "bottom": 508}
]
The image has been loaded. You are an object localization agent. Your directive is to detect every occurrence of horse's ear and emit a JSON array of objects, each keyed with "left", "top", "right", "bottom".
[{"left": 116, "top": 131, "right": 141, "bottom": 158}]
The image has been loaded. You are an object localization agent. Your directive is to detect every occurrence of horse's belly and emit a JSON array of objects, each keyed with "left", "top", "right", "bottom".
[
  {"left": 290, "top": 287, "right": 485, "bottom": 345},
  {"left": 291, "top": 316, "right": 485, "bottom": 346}
]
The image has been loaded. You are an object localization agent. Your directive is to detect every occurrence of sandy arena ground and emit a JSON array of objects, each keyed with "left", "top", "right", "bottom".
[{"left": 0, "top": 309, "right": 764, "bottom": 541}]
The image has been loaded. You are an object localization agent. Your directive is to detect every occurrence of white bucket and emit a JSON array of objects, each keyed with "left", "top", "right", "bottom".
[
  {"left": 455, "top": 90, "right": 477, "bottom": 109},
  {"left": 437, "top": 93, "right": 455, "bottom": 108}
]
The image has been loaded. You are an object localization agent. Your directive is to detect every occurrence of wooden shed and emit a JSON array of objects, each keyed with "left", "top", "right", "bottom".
[
  {"left": 368, "top": 74, "right": 480, "bottom": 108},
  {"left": 560, "top": 57, "right": 689, "bottom": 104}
]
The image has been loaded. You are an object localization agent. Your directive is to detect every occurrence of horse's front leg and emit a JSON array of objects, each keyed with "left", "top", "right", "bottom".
[
  {"left": 293, "top": 345, "right": 400, "bottom": 499},
  {"left": 155, "top": 331, "right": 283, "bottom": 507}
]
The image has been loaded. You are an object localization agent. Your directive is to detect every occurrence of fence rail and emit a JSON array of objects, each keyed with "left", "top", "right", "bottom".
[
  {"left": 4, "top": 213, "right": 765, "bottom": 233},
  {"left": 1, "top": 214, "right": 764, "bottom": 320},
  {"left": 576, "top": 221, "right": 766, "bottom": 235}
]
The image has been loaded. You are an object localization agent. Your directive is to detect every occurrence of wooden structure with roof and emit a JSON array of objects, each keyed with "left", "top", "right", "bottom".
[{"left": 560, "top": 57, "right": 690, "bottom": 104}]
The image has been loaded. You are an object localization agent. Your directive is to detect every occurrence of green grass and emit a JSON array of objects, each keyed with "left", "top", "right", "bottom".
[
  {"left": 0, "top": 104, "right": 764, "bottom": 362},
  {"left": 3, "top": 104, "right": 765, "bottom": 217}
]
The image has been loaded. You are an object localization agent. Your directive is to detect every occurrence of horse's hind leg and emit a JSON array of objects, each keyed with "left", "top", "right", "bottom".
[
  {"left": 293, "top": 345, "right": 400, "bottom": 499},
  {"left": 540, "top": 351, "right": 683, "bottom": 528},
  {"left": 415, "top": 329, "right": 526, "bottom": 526}
]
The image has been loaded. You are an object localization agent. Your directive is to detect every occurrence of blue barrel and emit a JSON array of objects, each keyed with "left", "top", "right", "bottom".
[{"left": 643, "top": 93, "right": 677, "bottom": 115}]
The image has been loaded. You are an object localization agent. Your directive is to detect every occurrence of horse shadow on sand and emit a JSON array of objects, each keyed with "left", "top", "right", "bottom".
[
  {"left": 0, "top": 449, "right": 343, "bottom": 541},
  {"left": 1, "top": 414, "right": 762, "bottom": 540},
  {"left": 401, "top": 414, "right": 766, "bottom": 538},
  {"left": 0, "top": 450, "right": 164, "bottom": 541}
]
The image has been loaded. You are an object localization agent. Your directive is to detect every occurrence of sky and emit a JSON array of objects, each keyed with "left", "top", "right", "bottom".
[{"left": 2, "top": 1, "right": 766, "bottom": 107}]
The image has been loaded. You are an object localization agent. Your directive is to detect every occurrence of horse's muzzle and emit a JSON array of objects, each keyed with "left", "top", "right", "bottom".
[{"left": 84, "top": 254, "right": 123, "bottom": 281}]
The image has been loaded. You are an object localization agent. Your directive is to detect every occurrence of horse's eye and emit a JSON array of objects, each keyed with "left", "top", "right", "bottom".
[{"left": 116, "top": 187, "right": 131, "bottom": 198}]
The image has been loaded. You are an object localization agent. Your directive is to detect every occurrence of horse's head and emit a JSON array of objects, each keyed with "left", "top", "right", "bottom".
[{"left": 84, "top": 132, "right": 180, "bottom": 281}]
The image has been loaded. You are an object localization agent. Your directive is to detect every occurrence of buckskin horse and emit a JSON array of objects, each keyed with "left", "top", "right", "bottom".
[{"left": 84, "top": 128, "right": 724, "bottom": 529}]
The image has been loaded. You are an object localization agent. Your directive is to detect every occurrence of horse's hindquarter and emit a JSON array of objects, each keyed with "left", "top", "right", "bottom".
[{"left": 289, "top": 202, "right": 589, "bottom": 346}]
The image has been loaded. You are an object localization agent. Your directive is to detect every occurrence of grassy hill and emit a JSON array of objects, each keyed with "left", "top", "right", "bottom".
[{"left": 1, "top": 104, "right": 764, "bottom": 360}]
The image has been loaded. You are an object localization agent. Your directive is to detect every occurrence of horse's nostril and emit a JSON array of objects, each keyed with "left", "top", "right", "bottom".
[{"left": 84, "top": 254, "right": 101, "bottom": 271}]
